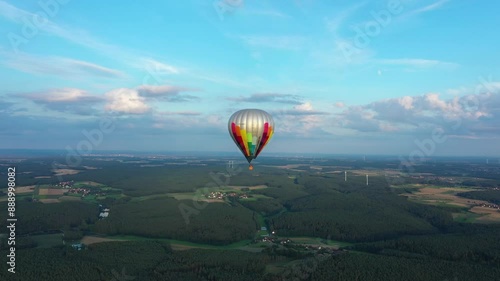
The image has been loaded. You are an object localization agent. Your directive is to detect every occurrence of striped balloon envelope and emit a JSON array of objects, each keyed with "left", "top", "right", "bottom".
[{"left": 228, "top": 109, "right": 274, "bottom": 170}]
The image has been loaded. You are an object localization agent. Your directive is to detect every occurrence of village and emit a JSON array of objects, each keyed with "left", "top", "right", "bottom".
[
  {"left": 256, "top": 233, "right": 345, "bottom": 256},
  {"left": 53, "top": 181, "right": 108, "bottom": 198},
  {"left": 468, "top": 201, "right": 500, "bottom": 211},
  {"left": 205, "top": 191, "right": 250, "bottom": 200}
]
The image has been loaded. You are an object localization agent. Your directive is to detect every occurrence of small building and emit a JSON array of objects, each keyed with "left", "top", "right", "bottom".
[{"left": 71, "top": 243, "right": 83, "bottom": 250}]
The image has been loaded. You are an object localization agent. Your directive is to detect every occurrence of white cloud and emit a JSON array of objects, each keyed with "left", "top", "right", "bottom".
[
  {"left": 137, "top": 85, "right": 185, "bottom": 96},
  {"left": 294, "top": 101, "right": 314, "bottom": 111},
  {"left": 411, "top": 0, "right": 450, "bottom": 15},
  {"left": 1, "top": 51, "right": 125, "bottom": 78},
  {"left": 105, "top": 88, "right": 150, "bottom": 114},
  {"left": 272, "top": 102, "right": 330, "bottom": 135},
  {"left": 399, "top": 96, "right": 414, "bottom": 110},
  {"left": 333, "top": 91, "right": 499, "bottom": 137},
  {"left": 30, "top": 88, "right": 90, "bottom": 102},
  {"left": 140, "top": 58, "right": 180, "bottom": 75}
]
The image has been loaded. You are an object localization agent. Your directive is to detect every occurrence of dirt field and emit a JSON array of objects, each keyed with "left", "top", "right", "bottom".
[
  {"left": 15, "top": 185, "right": 36, "bottom": 194},
  {"left": 351, "top": 170, "right": 381, "bottom": 176},
  {"left": 52, "top": 169, "right": 80, "bottom": 176},
  {"left": 402, "top": 186, "right": 500, "bottom": 222},
  {"left": 470, "top": 206, "right": 500, "bottom": 223},
  {"left": 39, "top": 188, "right": 67, "bottom": 196},
  {"left": 39, "top": 199, "right": 60, "bottom": 203},
  {"left": 403, "top": 187, "right": 481, "bottom": 207},
  {"left": 81, "top": 236, "right": 127, "bottom": 245}
]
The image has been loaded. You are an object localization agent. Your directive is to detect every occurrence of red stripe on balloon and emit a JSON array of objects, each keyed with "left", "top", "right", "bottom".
[
  {"left": 255, "top": 122, "right": 270, "bottom": 157},
  {"left": 232, "top": 123, "right": 249, "bottom": 156}
]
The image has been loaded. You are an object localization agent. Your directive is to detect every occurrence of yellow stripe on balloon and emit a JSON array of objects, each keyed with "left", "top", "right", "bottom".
[{"left": 240, "top": 129, "right": 250, "bottom": 156}]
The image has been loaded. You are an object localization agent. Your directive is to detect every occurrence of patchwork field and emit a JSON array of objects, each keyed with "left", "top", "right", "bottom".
[
  {"left": 39, "top": 188, "right": 67, "bottom": 196},
  {"left": 401, "top": 185, "right": 500, "bottom": 223},
  {"left": 15, "top": 185, "right": 36, "bottom": 194}
]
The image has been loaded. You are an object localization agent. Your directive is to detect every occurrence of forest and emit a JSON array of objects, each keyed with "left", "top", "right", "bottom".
[{"left": 1, "top": 156, "right": 500, "bottom": 280}]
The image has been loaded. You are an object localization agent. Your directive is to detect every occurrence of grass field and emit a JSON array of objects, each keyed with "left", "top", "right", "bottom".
[
  {"left": 286, "top": 236, "right": 353, "bottom": 249},
  {"left": 59, "top": 195, "right": 82, "bottom": 201},
  {"left": 81, "top": 235, "right": 254, "bottom": 251},
  {"left": 39, "top": 199, "right": 60, "bottom": 203}
]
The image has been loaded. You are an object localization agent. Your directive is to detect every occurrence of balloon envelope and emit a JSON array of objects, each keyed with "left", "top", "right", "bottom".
[{"left": 228, "top": 109, "right": 274, "bottom": 164}]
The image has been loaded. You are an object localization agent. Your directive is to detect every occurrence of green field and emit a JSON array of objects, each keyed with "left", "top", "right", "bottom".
[{"left": 104, "top": 235, "right": 253, "bottom": 250}]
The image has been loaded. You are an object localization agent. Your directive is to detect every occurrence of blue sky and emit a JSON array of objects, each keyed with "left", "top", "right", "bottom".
[{"left": 0, "top": 0, "right": 499, "bottom": 157}]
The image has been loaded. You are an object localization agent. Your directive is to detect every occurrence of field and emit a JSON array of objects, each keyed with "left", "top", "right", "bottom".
[
  {"left": 39, "top": 188, "right": 67, "bottom": 196},
  {"left": 38, "top": 198, "right": 60, "bottom": 203},
  {"left": 401, "top": 185, "right": 500, "bottom": 223},
  {"left": 81, "top": 235, "right": 127, "bottom": 245},
  {"left": 52, "top": 169, "right": 80, "bottom": 176},
  {"left": 59, "top": 195, "right": 82, "bottom": 201},
  {"left": 286, "top": 237, "right": 353, "bottom": 249},
  {"left": 2, "top": 155, "right": 500, "bottom": 281},
  {"left": 15, "top": 185, "right": 36, "bottom": 194},
  {"left": 470, "top": 206, "right": 500, "bottom": 222},
  {"left": 74, "top": 181, "right": 102, "bottom": 187},
  {"left": 80, "top": 235, "right": 254, "bottom": 251}
]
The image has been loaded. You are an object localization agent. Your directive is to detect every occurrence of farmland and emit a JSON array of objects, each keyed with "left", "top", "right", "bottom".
[{"left": 1, "top": 154, "right": 500, "bottom": 281}]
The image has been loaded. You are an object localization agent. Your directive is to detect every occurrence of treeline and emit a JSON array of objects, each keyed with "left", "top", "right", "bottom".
[
  {"left": 0, "top": 201, "right": 98, "bottom": 234},
  {"left": 351, "top": 224, "right": 500, "bottom": 265},
  {"left": 268, "top": 177, "right": 453, "bottom": 242},
  {"left": 92, "top": 197, "right": 255, "bottom": 245},
  {"left": 303, "top": 252, "right": 500, "bottom": 281},
  {"left": 240, "top": 199, "right": 284, "bottom": 216},
  {"left": 0, "top": 241, "right": 275, "bottom": 281},
  {"left": 457, "top": 190, "right": 500, "bottom": 205},
  {"left": 65, "top": 165, "right": 216, "bottom": 196},
  {"left": 3, "top": 240, "right": 500, "bottom": 281},
  {"left": 0, "top": 241, "right": 171, "bottom": 281}
]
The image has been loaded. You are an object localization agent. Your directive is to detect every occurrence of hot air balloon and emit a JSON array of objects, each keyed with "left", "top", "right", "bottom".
[{"left": 228, "top": 109, "right": 274, "bottom": 170}]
